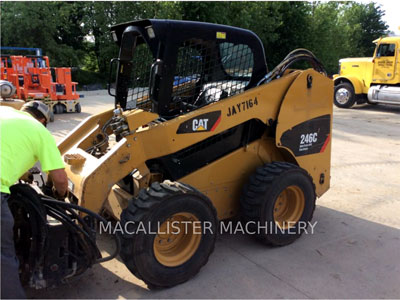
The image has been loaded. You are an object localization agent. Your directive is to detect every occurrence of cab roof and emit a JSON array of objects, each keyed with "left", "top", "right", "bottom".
[
  {"left": 110, "top": 19, "right": 268, "bottom": 92},
  {"left": 373, "top": 36, "right": 400, "bottom": 44},
  {"left": 111, "top": 19, "right": 264, "bottom": 49}
]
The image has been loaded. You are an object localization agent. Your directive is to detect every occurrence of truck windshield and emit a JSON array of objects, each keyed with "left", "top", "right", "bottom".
[{"left": 376, "top": 43, "right": 396, "bottom": 57}]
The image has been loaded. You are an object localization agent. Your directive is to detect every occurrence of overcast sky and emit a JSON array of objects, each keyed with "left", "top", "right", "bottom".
[{"left": 358, "top": 0, "right": 400, "bottom": 35}]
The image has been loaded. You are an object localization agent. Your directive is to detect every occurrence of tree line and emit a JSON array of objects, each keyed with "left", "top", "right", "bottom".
[{"left": 0, "top": 1, "right": 389, "bottom": 87}]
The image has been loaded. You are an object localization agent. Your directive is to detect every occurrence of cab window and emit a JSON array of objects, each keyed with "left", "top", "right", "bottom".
[
  {"left": 376, "top": 43, "right": 396, "bottom": 57},
  {"left": 126, "top": 42, "right": 154, "bottom": 110},
  {"left": 172, "top": 39, "right": 254, "bottom": 110},
  {"left": 219, "top": 42, "right": 254, "bottom": 79}
]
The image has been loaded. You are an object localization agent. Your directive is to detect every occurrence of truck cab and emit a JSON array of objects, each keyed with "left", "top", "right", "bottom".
[{"left": 333, "top": 36, "right": 400, "bottom": 108}]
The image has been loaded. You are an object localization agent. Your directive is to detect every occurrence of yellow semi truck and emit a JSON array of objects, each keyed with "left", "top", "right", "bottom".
[{"left": 333, "top": 36, "right": 400, "bottom": 108}]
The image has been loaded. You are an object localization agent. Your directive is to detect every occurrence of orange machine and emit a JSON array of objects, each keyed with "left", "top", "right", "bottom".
[{"left": 0, "top": 54, "right": 81, "bottom": 114}]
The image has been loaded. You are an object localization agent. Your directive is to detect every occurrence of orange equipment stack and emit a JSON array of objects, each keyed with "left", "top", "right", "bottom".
[{"left": 0, "top": 51, "right": 81, "bottom": 114}]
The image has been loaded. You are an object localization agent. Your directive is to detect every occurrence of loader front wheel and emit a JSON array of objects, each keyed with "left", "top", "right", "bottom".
[
  {"left": 119, "top": 181, "right": 217, "bottom": 288},
  {"left": 240, "top": 162, "right": 316, "bottom": 246}
]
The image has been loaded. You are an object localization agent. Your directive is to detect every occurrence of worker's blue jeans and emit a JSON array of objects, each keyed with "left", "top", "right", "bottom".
[{"left": 1, "top": 192, "right": 26, "bottom": 299}]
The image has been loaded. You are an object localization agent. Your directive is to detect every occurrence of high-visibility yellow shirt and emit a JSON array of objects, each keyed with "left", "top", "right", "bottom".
[{"left": 0, "top": 106, "right": 65, "bottom": 194}]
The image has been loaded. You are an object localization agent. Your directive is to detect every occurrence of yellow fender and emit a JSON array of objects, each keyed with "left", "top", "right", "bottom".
[
  {"left": 333, "top": 75, "right": 364, "bottom": 94},
  {"left": 276, "top": 69, "right": 333, "bottom": 196}
]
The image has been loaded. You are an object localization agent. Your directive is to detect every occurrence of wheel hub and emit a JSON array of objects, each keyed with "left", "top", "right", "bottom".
[
  {"left": 153, "top": 212, "right": 201, "bottom": 267},
  {"left": 336, "top": 88, "right": 350, "bottom": 104},
  {"left": 273, "top": 185, "right": 305, "bottom": 229}
]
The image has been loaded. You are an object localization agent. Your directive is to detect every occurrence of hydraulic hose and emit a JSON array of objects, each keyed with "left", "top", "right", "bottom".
[
  {"left": 9, "top": 184, "right": 121, "bottom": 271},
  {"left": 258, "top": 48, "right": 327, "bottom": 85},
  {"left": 40, "top": 195, "right": 121, "bottom": 263}
]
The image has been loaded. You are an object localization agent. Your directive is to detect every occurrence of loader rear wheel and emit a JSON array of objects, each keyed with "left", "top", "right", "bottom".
[
  {"left": 240, "top": 162, "right": 316, "bottom": 246},
  {"left": 119, "top": 181, "right": 217, "bottom": 288},
  {"left": 334, "top": 82, "right": 356, "bottom": 108}
]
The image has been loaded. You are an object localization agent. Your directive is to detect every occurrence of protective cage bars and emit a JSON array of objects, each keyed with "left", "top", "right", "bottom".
[
  {"left": 126, "top": 43, "right": 154, "bottom": 109},
  {"left": 126, "top": 38, "right": 255, "bottom": 112}
]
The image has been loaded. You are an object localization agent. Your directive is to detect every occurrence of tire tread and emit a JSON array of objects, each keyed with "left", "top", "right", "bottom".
[
  {"left": 119, "top": 180, "right": 217, "bottom": 288},
  {"left": 240, "top": 162, "right": 316, "bottom": 246}
]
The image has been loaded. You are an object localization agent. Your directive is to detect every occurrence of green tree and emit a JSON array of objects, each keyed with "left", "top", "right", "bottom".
[
  {"left": 81, "top": 2, "right": 118, "bottom": 75},
  {"left": 307, "top": 2, "right": 349, "bottom": 74},
  {"left": 0, "top": 1, "right": 87, "bottom": 67},
  {"left": 1, "top": 1, "right": 390, "bottom": 84},
  {"left": 260, "top": 1, "right": 311, "bottom": 68},
  {"left": 341, "top": 2, "right": 389, "bottom": 57}
]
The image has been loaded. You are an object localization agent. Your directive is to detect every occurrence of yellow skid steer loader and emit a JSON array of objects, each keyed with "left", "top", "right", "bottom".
[{"left": 11, "top": 20, "right": 333, "bottom": 289}]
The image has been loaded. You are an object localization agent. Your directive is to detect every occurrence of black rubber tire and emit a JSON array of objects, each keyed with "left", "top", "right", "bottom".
[
  {"left": 49, "top": 110, "right": 54, "bottom": 122},
  {"left": 54, "top": 103, "right": 63, "bottom": 114},
  {"left": 240, "top": 162, "right": 316, "bottom": 246},
  {"left": 334, "top": 82, "right": 356, "bottom": 108},
  {"left": 119, "top": 180, "right": 217, "bottom": 289},
  {"left": 75, "top": 103, "right": 81, "bottom": 113}
]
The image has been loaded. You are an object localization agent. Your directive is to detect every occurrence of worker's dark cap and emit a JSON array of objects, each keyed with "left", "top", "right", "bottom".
[{"left": 21, "top": 101, "right": 50, "bottom": 123}]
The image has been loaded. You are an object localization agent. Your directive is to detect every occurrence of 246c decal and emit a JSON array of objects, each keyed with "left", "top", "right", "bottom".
[
  {"left": 280, "top": 115, "right": 331, "bottom": 156},
  {"left": 299, "top": 132, "right": 318, "bottom": 152}
]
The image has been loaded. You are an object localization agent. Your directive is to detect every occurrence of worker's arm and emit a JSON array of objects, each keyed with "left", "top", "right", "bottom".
[{"left": 49, "top": 168, "right": 68, "bottom": 197}]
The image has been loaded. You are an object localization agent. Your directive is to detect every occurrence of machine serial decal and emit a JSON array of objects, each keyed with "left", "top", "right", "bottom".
[
  {"left": 227, "top": 97, "right": 258, "bottom": 117},
  {"left": 177, "top": 111, "right": 221, "bottom": 134},
  {"left": 280, "top": 115, "right": 331, "bottom": 156}
]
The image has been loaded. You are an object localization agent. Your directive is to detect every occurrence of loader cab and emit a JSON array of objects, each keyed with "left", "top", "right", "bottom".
[{"left": 110, "top": 19, "right": 268, "bottom": 118}]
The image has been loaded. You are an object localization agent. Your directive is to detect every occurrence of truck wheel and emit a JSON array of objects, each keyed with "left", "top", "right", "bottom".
[
  {"left": 75, "top": 103, "right": 81, "bottom": 113},
  {"left": 49, "top": 110, "right": 55, "bottom": 122},
  {"left": 240, "top": 162, "right": 316, "bottom": 246},
  {"left": 61, "top": 104, "right": 67, "bottom": 113},
  {"left": 54, "top": 103, "right": 63, "bottom": 114},
  {"left": 119, "top": 181, "right": 217, "bottom": 288},
  {"left": 334, "top": 82, "right": 356, "bottom": 108}
]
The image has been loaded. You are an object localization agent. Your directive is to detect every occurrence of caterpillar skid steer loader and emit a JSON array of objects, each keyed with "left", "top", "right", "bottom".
[{"left": 57, "top": 19, "right": 333, "bottom": 288}]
